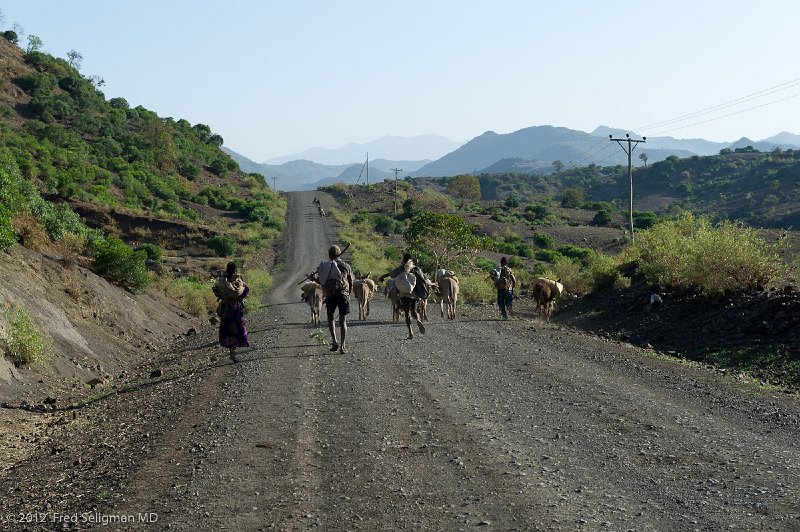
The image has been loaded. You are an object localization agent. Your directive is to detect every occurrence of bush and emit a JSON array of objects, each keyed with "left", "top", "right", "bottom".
[
  {"left": 242, "top": 269, "right": 273, "bottom": 314},
  {"left": 162, "top": 276, "right": 217, "bottom": 317},
  {"left": 536, "top": 248, "right": 563, "bottom": 263},
  {"left": 2, "top": 306, "right": 47, "bottom": 366},
  {"left": 93, "top": 237, "right": 151, "bottom": 293},
  {"left": 2, "top": 31, "right": 19, "bottom": 44},
  {"left": 625, "top": 213, "right": 786, "bottom": 294},
  {"left": 208, "top": 235, "right": 237, "bottom": 257},
  {"left": 11, "top": 213, "right": 48, "bottom": 250},
  {"left": 593, "top": 210, "right": 612, "bottom": 226},
  {"left": 135, "top": 243, "right": 163, "bottom": 262},
  {"left": 458, "top": 272, "right": 496, "bottom": 304},
  {"left": 633, "top": 211, "right": 658, "bottom": 229},
  {"left": 473, "top": 255, "right": 498, "bottom": 272},
  {"left": 548, "top": 257, "right": 591, "bottom": 296},
  {"left": 532, "top": 232, "right": 554, "bottom": 249}
]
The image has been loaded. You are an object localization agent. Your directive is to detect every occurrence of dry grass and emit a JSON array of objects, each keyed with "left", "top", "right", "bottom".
[
  {"left": 11, "top": 213, "right": 48, "bottom": 251},
  {"left": 53, "top": 233, "right": 87, "bottom": 269},
  {"left": 63, "top": 271, "right": 82, "bottom": 302}
]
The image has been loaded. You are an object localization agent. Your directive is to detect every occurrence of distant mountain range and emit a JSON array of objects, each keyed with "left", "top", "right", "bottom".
[
  {"left": 263, "top": 134, "right": 463, "bottom": 165},
  {"left": 226, "top": 126, "right": 800, "bottom": 190},
  {"left": 222, "top": 148, "right": 429, "bottom": 191}
]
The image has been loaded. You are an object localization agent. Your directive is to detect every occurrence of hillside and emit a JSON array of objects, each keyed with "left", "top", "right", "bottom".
[
  {"left": 0, "top": 35, "right": 285, "bottom": 403},
  {"left": 411, "top": 125, "right": 698, "bottom": 177}
]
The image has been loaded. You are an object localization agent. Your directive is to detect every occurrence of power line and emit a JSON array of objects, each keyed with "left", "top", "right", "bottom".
[
  {"left": 634, "top": 78, "right": 800, "bottom": 133},
  {"left": 609, "top": 134, "right": 646, "bottom": 242},
  {"left": 646, "top": 91, "right": 800, "bottom": 137}
]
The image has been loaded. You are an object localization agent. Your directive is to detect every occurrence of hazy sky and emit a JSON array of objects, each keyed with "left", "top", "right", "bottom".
[{"left": 3, "top": 1, "right": 799, "bottom": 162}]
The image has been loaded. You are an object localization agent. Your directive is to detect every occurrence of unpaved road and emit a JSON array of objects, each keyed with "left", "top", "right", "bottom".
[{"left": 1, "top": 191, "right": 799, "bottom": 531}]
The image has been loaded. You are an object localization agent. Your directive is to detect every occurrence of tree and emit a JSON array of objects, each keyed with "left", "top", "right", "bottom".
[
  {"left": 447, "top": 174, "right": 481, "bottom": 209},
  {"left": 552, "top": 160, "right": 565, "bottom": 173},
  {"left": 560, "top": 187, "right": 585, "bottom": 208},
  {"left": 12, "top": 22, "right": 24, "bottom": 39},
  {"left": 67, "top": 49, "right": 83, "bottom": 70},
  {"left": 639, "top": 152, "right": 648, "bottom": 167},
  {"left": 26, "top": 34, "right": 43, "bottom": 53},
  {"left": 405, "top": 211, "right": 481, "bottom": 269}
]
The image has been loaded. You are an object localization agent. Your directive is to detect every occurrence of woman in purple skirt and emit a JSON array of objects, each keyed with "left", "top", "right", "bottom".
[{"left": 213, "top": 262, "right": 250, "bottom": 362}]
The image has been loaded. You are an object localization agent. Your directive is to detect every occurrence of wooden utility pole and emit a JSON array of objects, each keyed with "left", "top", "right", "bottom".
[
  {"left": 609, "top": 133, "right": 646, "bottom": 242},
  {"left": 272, "top": 176, "right": 278, "bottom": 191},
  {"left": 391, "top": 167, "right": 403, "bottom": 215}
]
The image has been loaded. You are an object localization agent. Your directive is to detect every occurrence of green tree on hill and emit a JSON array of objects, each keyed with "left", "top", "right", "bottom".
[
  {"left": 405, "top": 211, "right": 481, "bottom": 269},
  {"left": 447, "top": 174, "right": 481, "bottom": 209}
]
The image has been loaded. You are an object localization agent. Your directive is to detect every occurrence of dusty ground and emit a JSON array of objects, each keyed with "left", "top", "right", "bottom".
[{"left": 0, "top": 191, "right": 798, "bottom": 530}]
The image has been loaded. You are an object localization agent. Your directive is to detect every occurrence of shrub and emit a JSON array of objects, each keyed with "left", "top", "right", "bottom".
[
  {"left": 242, "top": 269, "right": 273, "bottom": 314},
  {"left": 593, "top": 210, "right": 612, "bottom": 226},
  {"left": 624, "top": 213, "right": 786, "bottom": 294},
  {"left": 163, "top": 276, "right": 217, "bottom": 317},
  {"left": 536, "top": 248, "right": 563, "bottom": 263},
  {"left": 208, "top": 235, "right": 237, "bottom": 257},
  {"left": 586, "top": 252, "right": 621, "bottom": 291},
  {"left": 11, "top": 213, "right": 48, "bottom": 250},
  {"left": 53, "top": 233, "right": 86, "bottom": 268},
  {"left": 135, "top": 243, "right": 163, "bottom": 262},
  {"left": 2, "top": 31, "right": 19, "bottom": 44},
  {"left": 2, "top": 306, "right": 47, "bottom": 366},
  {"left": 458, "top": 272, "right": 496, "bottom": 304},
  {"left": 473, "top": 255, "right": 498, "bottom": 272},
  {"left": 507, "top": 256, "right": 525, "bottom": 269},
  {"left": 547, "top": 257, "right": 591, "bottom": 296},
  {"left": 93, "top": 237, "right": 151, "bottom": 293},
  {"left": 633, "top": 211, "right": 658, "bottom": 229},
  {"left": 532, "top": 232, "right": 554, "bottom": 249}
]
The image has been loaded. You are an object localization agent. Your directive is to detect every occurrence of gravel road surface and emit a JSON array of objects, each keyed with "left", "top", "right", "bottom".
[{"left": 2, "top": 191, "right": 798, "bottom": 531}]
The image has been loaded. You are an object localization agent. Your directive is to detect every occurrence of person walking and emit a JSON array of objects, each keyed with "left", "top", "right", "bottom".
[
  {"left": 379, "top": 253, "right": 428, "bottom": 339},
  {"left": 213, "top": 261, "right": 250, "bottom": 362},
  {"left": 317, "top": 245, "right": 355, "bottom": 354},
  {"left": 494, "top": 257, "right": 516, "bottom": 320}
]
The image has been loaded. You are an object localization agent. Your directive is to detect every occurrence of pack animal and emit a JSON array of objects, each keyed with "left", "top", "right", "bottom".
[
  {"left": 352, "top": 273, "right": 376, "bottom": 321},
  {"left": 438, "top": 275, "right": 459, "bottom": 320},
  {"left": 531, "top": 277, "right": 563, "bottom": 322},
  {"left": 300, "top": 273, "right": 323, "bottom": 326}
]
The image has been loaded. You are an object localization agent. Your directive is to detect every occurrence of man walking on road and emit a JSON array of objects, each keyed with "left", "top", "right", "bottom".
[
  {"left": 493, "top": 256, "right": 516, "bottom": 320},
  {"left": 317, "top": 245, "right": 355, "bottom": 354}
]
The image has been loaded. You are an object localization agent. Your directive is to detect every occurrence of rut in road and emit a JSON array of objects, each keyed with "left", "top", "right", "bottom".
[{"left": 3, "top": 191, "right": 796, "bottom": 531}]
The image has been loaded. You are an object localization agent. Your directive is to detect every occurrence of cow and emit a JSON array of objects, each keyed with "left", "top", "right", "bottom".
[
  {"left": 530, "top": 277, "right": 563, "bottom": 322},
  {"left": 352, "top": 273, "right": 376, "bottom": 321}
]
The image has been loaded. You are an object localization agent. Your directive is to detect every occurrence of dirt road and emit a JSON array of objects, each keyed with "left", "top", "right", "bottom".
[{"left": 2, "top": 191, "right": 799, "bottom": 531}]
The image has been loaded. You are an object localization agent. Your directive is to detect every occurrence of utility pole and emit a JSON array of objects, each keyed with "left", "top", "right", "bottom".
[
  {"left": 609, "top": 133, "right": 646, "bottom": 242},
  {"left": 271, "top": 176, "right": 278, "bottom": 191},
  {"left": 366, "top": 152, "right": 369, "bottom": 187},
  {"left": 391, "top": 167, "right": 402, "bottom": 215}
]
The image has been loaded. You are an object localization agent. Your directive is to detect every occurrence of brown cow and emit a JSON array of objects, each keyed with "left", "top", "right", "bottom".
[{"left": 531, "top": 277, "right": 563, "bottom": 322}]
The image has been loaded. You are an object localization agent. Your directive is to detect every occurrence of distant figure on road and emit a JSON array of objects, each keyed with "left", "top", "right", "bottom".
[
  {"left": 213, "top": 261, "right": 250, "bottom": 362},
  {"left": 317, "top": 245, "right": 354, "bottom": 354},
  {"left": 379, "top": 253, "right": 428, "bottom": 339}
]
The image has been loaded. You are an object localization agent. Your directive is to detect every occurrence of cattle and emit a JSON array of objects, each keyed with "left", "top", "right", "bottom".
[
  {"left": 300, "top": 273, "right": 323, "bottom": 326},
  {"left": 438, "top": 275, "right": 459, "bottom": 320},
  {"left": 352, "top": 273, "right": 376, "bottom": 321},
  {"left": 530, "top": 277, "right": 563, "bottom": 323}
]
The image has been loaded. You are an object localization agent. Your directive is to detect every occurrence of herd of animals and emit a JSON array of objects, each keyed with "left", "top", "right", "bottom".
[{"left": 298, "top": 267, "right": 564, "bottom": 326}]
